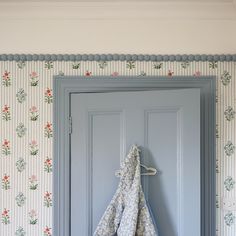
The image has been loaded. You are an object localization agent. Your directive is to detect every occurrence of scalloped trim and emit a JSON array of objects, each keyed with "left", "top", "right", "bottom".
[{"left": 0, "top": 54, "right": 236, "bottom": 61}]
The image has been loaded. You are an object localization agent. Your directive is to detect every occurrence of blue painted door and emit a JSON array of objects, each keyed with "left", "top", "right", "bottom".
[{"left": 70, "top": 89, "right": 200, "bottom": 236}]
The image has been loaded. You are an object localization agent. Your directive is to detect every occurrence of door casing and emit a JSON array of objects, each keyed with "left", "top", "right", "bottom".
[{"left": 53, "top": 76, "right": 216, "bottom": 236}]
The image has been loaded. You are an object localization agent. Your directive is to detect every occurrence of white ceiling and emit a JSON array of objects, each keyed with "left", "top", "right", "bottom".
[{"left": 0, "top": 0, "right": 233, "bottom": 2}]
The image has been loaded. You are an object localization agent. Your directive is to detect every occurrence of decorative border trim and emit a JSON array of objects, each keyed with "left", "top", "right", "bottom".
[
  {"left": 0, "top": 54, "right": 236, "bottom": 62},
  {"left": 54, "top": 76, "right": 216, "bottom": 236}
]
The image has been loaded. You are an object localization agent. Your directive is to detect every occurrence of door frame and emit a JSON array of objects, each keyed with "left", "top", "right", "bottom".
[{"left": 53, "top": 76, "right": 216, "bottom": 236}]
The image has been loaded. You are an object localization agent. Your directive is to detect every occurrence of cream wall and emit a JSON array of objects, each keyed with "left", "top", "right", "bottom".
[{"left": 0, "top": 2, "right": 236, "bottom": 54}]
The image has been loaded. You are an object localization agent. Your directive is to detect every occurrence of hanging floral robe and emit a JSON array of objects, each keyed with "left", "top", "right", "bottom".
[{"left": 94, "top": 145, "right": 158, "bottom": 236}]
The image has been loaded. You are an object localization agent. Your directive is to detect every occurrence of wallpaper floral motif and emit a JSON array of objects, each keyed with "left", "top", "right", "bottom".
[{"left": 0, "top": 59, "right": 235, "bottom": 236}]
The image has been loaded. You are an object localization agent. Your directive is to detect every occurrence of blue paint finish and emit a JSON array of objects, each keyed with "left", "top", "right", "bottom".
[
  {"left": 70, "top": 89, "right": 200, "bottom": 235},
  {"left": 0, "top": 54, "right": 235, "bottom": 61}
]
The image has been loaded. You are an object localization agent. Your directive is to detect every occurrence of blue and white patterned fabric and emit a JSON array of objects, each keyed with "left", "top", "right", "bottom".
[{"left": 94, "top": 145, "right": 158, "bottom": 236}]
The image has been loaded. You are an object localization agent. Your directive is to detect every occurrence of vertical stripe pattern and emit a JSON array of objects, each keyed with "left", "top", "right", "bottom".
[{"left": 0, "top": 60, "right": 235, "bottom": 236}]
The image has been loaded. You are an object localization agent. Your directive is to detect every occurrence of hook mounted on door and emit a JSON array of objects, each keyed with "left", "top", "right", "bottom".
[{"left": 115, "top": 144, "right": 160, "bottom": 177}]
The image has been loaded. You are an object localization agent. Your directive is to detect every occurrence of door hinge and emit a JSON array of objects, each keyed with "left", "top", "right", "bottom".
[{"left": 69, "top": 116, "right": 72, "bottom": 134}]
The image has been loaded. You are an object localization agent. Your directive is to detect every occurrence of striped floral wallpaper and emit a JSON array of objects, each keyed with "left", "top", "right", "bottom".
[{"left": 0, "top": 58, "right": 235, "bottom": 236}]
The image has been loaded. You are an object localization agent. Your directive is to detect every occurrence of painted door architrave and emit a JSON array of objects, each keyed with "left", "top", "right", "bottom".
[{"left": 53, "top": 76, "right": 216, "bottom": 236}]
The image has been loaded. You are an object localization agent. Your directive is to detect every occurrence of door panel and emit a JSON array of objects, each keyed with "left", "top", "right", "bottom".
[
  {"left": 145, "top": 109, "right": 179, "bottom": 235},
  {"left": 71, "top": 89, "right": 200, "bottom": 236},
  {"left": 90, "top": 112, "right": 121, "bottom": 231}
]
